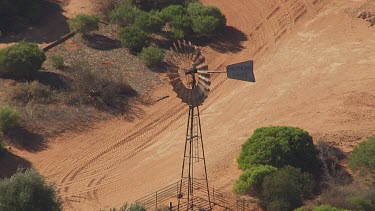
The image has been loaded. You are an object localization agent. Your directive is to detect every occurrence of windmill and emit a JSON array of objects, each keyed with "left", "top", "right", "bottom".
[{"left": 166, "top": 40, "right": 255, "bottom": 211}]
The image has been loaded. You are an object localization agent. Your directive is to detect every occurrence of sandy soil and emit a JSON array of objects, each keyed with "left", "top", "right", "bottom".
[{"left": 8, "top": 0, "right": 375, "bottom": 210}]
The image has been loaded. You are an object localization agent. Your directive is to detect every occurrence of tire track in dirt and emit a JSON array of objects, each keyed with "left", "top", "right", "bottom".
[{"left": 46, "top": 0, "right": 333, "bottom": 209}]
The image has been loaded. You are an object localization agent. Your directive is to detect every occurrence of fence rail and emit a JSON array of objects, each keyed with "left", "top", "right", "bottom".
[{"left": 135, "top": 180, "right": 255, "bottom": 211}]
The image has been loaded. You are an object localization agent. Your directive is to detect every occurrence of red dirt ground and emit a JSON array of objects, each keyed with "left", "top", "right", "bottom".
[{"left": 6, "top": 0, "right": 375, "bottom": 210}]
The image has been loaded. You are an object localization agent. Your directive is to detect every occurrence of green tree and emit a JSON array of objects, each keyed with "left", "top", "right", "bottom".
[
  {"left": 233, "top": 165, "right": 277, "bottom": 195},
  {"left": 138, "top": 46, "right": 164, "bottom": 67},
  {"left": 0, "top": 106, "right": 20, "bottom": 132},
  {"left": 69, "top": 14, "right": 100, "bottom": 34},
  {"left": 348, "top": 136, "right": 375, "bottom": 173},
  {"left": 260, "top": 166, "right": 315, "bottom": 211},
  {"left": 0, "top": 168, "right": 61, "bottom": 211},
  {"left": 0, "top": 42, "right": 46, "bottom": 78},
  {"left": 237, "top": 126, "right": 320, "bottom": 175},
  {"left": 134, "top": 12, "right": 163, "bottom": 33},
  {"left": 119, "top": 26, "right": 149, "bottom": 52}
]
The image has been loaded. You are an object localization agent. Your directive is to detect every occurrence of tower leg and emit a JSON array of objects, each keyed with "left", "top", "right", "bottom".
[{"left": 178, "top": 106, "right": 211, "bottom": 211}]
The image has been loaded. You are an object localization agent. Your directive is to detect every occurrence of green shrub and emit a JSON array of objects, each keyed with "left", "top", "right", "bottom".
[
  {"left": 6, "top": 81, "right": 55, "bottom": 105},
  {"left": 101, "top": 202, "right": 147, "bottom": 211},
  {"left": 138, "top": 46, "right": 164, "bottom": 67},
  {"left": 0, "top": 168, "right": 61, "bottom": 211},
  {"left": 69, "top": 14, "right": 100, "bottom": 34},
  {"left": 260, "top": 166, "right": 315, "bottom": 211},
  {"left": 187, "top": 2, "right": 226, "bottom": 34},
  {"left": 110, "top": 4, "right": 142, "bottom": 26},
  {"left": 233, "top": 165, "right": 277, "bottom": 195},
  {"left": 134, "top": 12, "right": 163, "bottom": 33},
  {"left": 348, "top": 136, "right": 375, "bottom": 172},
  {"left": 159, "top": 5, "right": 186, "bottom": 22},
  {"left": 311, "top": 205, "right": 350, "bottom": 211},
  {"left": 294, "top": 207, "right": 305, "bottom": 211},
  {"left": 0, "top": 106, "right": 20, "bottom": 132},
  {"left": 50, "top": 54, "right": 64, "bottom": 69},
  {"left": 170, "top": 15, "right": 192, "bottom": 33},
  {"left": 168, "top": 28, "right": 185, "bottom": 41},
  {"left": 127, "top": 203, "right": 147, "bottom": 211},
  {"left": 350, "top": 196, "right": 373, "bottom": 210},
  {"left": 192, "top": 15, "right": 220, "bottom": 35},
  {"left": 237, "top": 126, "right": 320, "bottom": 174},
  {"left": 131, "top": 0, "right": 189, "bottom": 11},
  {"left": 119, "top": 26, "right": 149, "bottom": 52},
  {"left": 0, "top": 42, "right": 46, "bottom": 78}
]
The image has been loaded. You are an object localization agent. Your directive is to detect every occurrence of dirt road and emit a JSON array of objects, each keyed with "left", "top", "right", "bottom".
[{"left": 12, "top": 0, "right": 375, "bottom": 210}]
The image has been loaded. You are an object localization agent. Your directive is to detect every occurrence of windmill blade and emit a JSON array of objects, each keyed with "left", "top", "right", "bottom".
[
  {"left": 182, "top": 40, "right": 189, "bottom": 56},
  {"left": 197, "top": 64, "right": 208, "bottom": 71},
  {"left": 172, "top": 42, "right": 179, "bottom": 53},
  {"left": 192, "top": 50, "right": 202, "bottom": 63},
  {"left": 187, "top": 41, "right": 195, "bottom": 59},
  {"left": 194, "top": 56, "right": 205, "bottom": 66},
  {"left": 177, "top": 40, "right": 185, "bottom": 55},
  {"left": 198, "top": 80, "right": 210, "bottom": 92},
  {"left": 198, "top": 74, "right": 211, "bottom": 84}
]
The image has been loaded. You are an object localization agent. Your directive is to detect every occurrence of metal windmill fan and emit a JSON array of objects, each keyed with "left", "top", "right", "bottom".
[
  {"left": 167, "top": 40, "right": 211, "bottom": 107},
  {"left": 166, "top": 40, "right": 255, "bottom": 211}
]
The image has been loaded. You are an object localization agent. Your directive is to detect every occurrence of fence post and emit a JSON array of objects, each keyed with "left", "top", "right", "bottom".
[
  {"left": 236, "top": 196, "right": 239, "bottom": 211},
  {"left": 212, "top": 186, "right": 215, "bottom": 205},
  {"left": 156, "top": 191, "right": 158, "bottom": 210}
]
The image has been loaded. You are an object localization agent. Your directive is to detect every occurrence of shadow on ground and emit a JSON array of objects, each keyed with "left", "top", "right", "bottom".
[
  {"left": 193, "top": 26, "right": 248, "bottom": 53},
  {"left": 0, "top": 3, "right": 69, "bottom": 44},
  {"left": 6, "top": 127, "right": 47, "bottom": 152},
  {"left": 83, "top": 34, "right": 121, "bottom": 51},
  {"left": 35, "top": 71, "right": 70, "bottom": 90},
  {"left": 0, "top": 150, "right": 32, "bottom": 179},
  {"left": 317, "top": 141, "right": 353, "bottom": 188}
]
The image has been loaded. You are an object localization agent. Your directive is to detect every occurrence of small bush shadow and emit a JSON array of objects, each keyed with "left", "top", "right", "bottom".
[
  {"left": 83, "top": 34, "right": 121, "bottom": 50},
  {"left": 192, "top": 26, "right": 248, "bottom": 53},
  {"left": 34, "top": 71, "right": 70, "bottom": 90},
  {"left": 5, "top": 126, "right": 47, "bottom": 152},
  {"left": 0, "top": 150, "right": 32, "bottom": 179}
]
